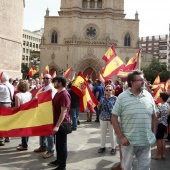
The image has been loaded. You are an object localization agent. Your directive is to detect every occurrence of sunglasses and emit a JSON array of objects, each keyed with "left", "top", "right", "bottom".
[
  {"left": 43, "top": 77, "right": 50, "bottom": 80},
  {"left": 105, "top": 89, "right": 112, "bottom": 91}
]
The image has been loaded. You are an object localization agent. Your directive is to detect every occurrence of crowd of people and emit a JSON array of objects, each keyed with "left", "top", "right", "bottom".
[{"left": 0, "top": 70, "right": 170, "bottom": 170}]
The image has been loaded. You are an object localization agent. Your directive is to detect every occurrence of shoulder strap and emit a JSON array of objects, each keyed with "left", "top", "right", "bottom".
[{"left": 3, "top": 84, "right": 13, "bottom": 100}]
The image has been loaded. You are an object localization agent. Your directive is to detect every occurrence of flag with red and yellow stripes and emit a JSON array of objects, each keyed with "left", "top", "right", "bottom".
[
  {"left": 124, "top": 49, "right": 141, "bottom": 71},
  {"left": 102, "top": 45, "right": 117, "bottom": 63},
  {"left": 72, "top": 72, "right": 98, "bottom": 113},
  {"left": 64, "top": 67, "right": 72, "bottom": 78},
  {"left": 45, "top": 65, "right": 49, "bottom": 74},
  {"left": 152, "top": 86, "right": 163, "bottom": 106},
  {"left": 98, "top": 73, "right": 105, "bottom": 82},
  {"left": 117, "top": 70, "right": 133, "bottom": 78},
  {"left": 0, "top": 91, "right": 53, "bottom": 137},
  {"left": 101, "top": 56, "right": 125, "bottom": 79},
  {"left": 152, "top": 74, "right": 161, "bottom": 89},
  {"left": 28, "top": 66, "right": 37, "bottom": 77},
  {"left": 165, "top": 78, "right": 170, "bottom": 92},
  {"left": 51, "top": 71, "right": 57, "bottom": 78}
]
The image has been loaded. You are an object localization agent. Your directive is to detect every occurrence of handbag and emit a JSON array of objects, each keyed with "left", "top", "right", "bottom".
[{"left": 59, "top": 122, "right": 72, "bottom": 134}]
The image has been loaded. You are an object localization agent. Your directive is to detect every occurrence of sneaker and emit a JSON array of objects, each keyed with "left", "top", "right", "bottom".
[
  {"left": 17, "top": 146, "right": 28, "bottom": 151},
  {"left": 111, "top": 148, "right": 116, "bottom": 155},
  {"left": 4, "top": 138, "right": 10, "bottom": 143},
  {"left": 43, "top": 151, "right": 54, "bottom": 159},
  {"left": 34, "top": 147, "right": 46, "bottom": 152},
  {"left": 0, "top": 142, "right": 5, "bottom": 146},
  {"left": 98, "top": 147, "right": 106, "bottom": 153},
  {"left": 48, "top": 160, "right": 60, "bottom": 167},
  {"left": 77, "top": 120, "right": 80, "bottom": 125}
]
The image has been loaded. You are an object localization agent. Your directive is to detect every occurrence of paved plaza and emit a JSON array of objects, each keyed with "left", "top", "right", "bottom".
[{"left": 0, "top": 113, "right": 170, "bottom": 170}]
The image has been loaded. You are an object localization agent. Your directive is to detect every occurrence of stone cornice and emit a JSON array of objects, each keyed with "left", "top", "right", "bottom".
[{"left": 64, "top": 36, "right": 118, "bottom": 46}]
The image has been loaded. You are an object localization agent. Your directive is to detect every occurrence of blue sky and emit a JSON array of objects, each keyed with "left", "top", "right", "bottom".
[{"left": 24, "top": 0, "right": 170, "bottom": 37}]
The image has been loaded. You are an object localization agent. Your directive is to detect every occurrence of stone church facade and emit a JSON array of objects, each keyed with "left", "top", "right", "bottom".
[
  {"left": 40, "top": 0, "right": 140, "bottom": 80},
  {"left": 0, "top": 0, "right": 25, "bottom": 78}
]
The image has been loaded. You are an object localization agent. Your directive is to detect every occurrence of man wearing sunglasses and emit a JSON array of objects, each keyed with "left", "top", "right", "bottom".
[
  {"left": 34, "top": 74, "right": 57, "bottom": 159},
  {"left": 112, "top": 70, "right": 157, "bottom": 170}
]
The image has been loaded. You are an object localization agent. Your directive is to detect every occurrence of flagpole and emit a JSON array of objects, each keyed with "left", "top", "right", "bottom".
[{"left": 139, "top": 46, "right": 142, "bottom": 70}]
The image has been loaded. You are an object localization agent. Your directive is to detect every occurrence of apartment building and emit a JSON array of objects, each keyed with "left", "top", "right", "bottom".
[
  {"left": 140, "top": 34, "right": 168, "bottom": 65},
  {"left": 22, "top": 29, "right": 42, "bottom": 67}
]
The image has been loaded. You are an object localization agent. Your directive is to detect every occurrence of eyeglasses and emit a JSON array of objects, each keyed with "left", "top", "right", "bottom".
[
  {"left": 105, "top": 89, "right": 112, "bottom": 91},
  {"left": 43, "top": 77, "right": 50, "bottom": 80}
]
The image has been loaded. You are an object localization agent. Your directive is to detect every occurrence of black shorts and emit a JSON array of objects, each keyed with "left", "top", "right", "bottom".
[{"left": 156, "top": 123, "right": 167, "bottom": 139}]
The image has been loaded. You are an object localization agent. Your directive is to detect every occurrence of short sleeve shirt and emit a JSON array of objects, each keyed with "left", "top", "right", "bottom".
[
  {"left": 112, "top": 88, "right": 156, "bottom": 146},
  {"left": 52, "top": 90, "right": 71, "bottom": 125}
]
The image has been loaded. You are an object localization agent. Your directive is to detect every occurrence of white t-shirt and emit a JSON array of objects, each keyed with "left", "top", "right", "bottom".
[{"left": 15, "top": 91, "right": 32, "bottom": 104}]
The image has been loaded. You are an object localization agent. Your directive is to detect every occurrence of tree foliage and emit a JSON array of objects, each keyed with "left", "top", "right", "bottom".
[
  {"left": 142, "top": 59, "right": 170, "bottom": 83},
  {"left": 21, "top": 63, "right": 29, "bottom": 79}
]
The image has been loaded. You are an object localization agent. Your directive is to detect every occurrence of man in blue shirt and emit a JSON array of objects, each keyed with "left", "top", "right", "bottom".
[{"left": 94, "top": 79, "right": 104, "bottom": 122}]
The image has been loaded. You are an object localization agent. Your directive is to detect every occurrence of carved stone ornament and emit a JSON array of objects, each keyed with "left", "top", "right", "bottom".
[
  {"left": 87, "top": 47, "right": 94, "bottom": 55},
  {"left": 51, "top": 53, "right": 55, "bottom": 60}
]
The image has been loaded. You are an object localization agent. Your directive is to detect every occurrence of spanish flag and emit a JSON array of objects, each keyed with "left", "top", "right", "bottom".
[
  {"left": 45, "top": 65, "right": 49, "bottom": 74},
  {"left": 117, "top": 70, "right": 133, "bottom": 78},
  {"left": 124, "top": 49, "right": 140, "bottom": 71},
  {"left": 152, "top": 74, "right": 160, "bottom": 89},
  {"left": 85, "top": 75, "right": 89, "bottom": 81},
  {"left": 165, "top": 78, "right": 170, "bottom": 91},
  {"left": 52, "top": 71, "right": 57, "bottom": 78},
  {"left": 28, "top": 66, "right": 37, "bottom": 77},
  {"left": 64, "top": 67, "right": 72, "bottom": 78},
  {"left": 101, "top": 56, "right": 125, "bottom": 79},
  {"left": 72, "top": 72, "right": 98, "bottom": 113},
  {"left": 98, "top": 73, "right": 105, "bottom": 82},
  {"left": 152, "top": 86, "right": 163, "bottom": 106},
  {"left": 0, "top": 72, "right": 3, "bottom": 80},
  {"left": 0, "top": 91, "right": 53, "bottom": 137},
  {"left": 102, "top": 45, "right": 117, "bottom": 63}
]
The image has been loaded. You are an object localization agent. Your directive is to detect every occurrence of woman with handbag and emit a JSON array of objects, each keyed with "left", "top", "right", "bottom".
[
  {"left": 12, "top": 80, "right": 32, "bottom": 151},
  {"left": 98, "top": 85, "right": 117, "bottom": 155}
]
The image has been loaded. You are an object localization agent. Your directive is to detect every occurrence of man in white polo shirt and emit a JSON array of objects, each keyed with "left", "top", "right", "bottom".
[
  {"left": 0, "top": 72, "right": 14, "bottom": 146},
  {"left": 112, "top": 70, "right": 157, "bottom": 170}
]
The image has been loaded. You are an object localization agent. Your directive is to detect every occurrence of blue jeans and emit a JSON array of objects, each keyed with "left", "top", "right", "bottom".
[
  {"left": 70, "top": 108, "right": 79, "bottom": 129},
  {"left": 22, "top": 137, "right": 29, "bottom": 148},
  {"left": 55, "top": 131, "right": 67, "bottom": 168},
  {"left": 40, "top": 135, "right": 54, "bottom": 153}
]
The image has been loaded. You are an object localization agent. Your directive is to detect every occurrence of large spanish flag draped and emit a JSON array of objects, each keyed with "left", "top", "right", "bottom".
[
  {"left": 152, "top": 74, "right": 160, "bottom": 89},
  {"left": 101, "top": 56, "right": 125, "bottom": 79},
  {"left": 28, "top": 66, "right": 37, "bottom": 77},
  {"left": 0, "top": 91, "right": 53, "bottom": 137},
  {"left": 72, "top": 72, "right": 98, "bottom": 113},
  {"left": 124, "top": 49, "right": 141, "bottom": 71},
  {"left": 64, "top": 67, "right": 72, "bottom": 78},
  {"left": 102, "top": 44, "right": 117, "bottom": 63}
]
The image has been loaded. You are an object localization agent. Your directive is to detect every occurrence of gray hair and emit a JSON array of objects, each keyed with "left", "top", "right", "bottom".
[{"left": 1, "top": 72, "right": 9, "bottom": 82}]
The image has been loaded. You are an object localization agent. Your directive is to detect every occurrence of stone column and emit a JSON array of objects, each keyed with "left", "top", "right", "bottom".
[
  {"left": 87, "top": 0, "right": 90, "bottom": 8},
  {"left": 95, "top": 0, "right": 98, "bottom": 9}
]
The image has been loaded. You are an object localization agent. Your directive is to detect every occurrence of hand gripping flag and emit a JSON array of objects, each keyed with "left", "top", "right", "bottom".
[
  {"left": 102, "top": 44, "right": 117, "bottom": 63},
  {"left": 72, "top": 72, "right": 98, "bottom": 113},
  {"left": 0, "top": 91, "right": 53, "bottom": 137}
]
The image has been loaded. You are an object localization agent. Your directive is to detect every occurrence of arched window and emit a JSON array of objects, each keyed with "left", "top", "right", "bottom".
[
  {"left": 51, "top": 31, "right": 57, "bottom": 43},
  {"left": 82, "top": 0, "right": 87, "bottom": 8},
  {"left": 124, "top": 33, "right": 131, "bottom": 46},
  {"left": 90, "top": 0, "right": 95, "bottom": 8},
  {"left": 97, "top": 0, "right": 102, "bottom": 8}
]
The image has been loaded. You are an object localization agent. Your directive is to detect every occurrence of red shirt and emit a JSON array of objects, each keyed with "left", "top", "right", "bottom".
[{"left": 52, "top": 90, "right": 71, "bottom": 125}]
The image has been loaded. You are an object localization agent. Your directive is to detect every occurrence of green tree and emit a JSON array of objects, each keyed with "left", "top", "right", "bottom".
[
  {"left": 142, "top": 59, "right": 170, "bottom": 83},
  {"left": 21, "top": 63, "right": 29, "bottom": 79}
]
